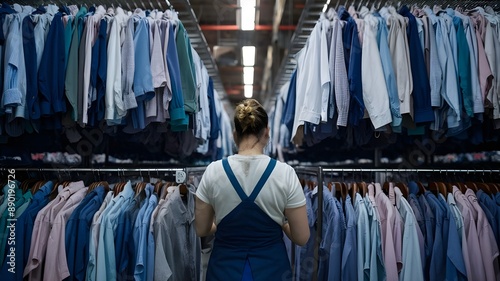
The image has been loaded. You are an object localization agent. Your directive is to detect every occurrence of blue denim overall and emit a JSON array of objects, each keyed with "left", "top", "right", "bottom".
[{"left": 206, "top": 158, "right": 292, "bottom": 281}]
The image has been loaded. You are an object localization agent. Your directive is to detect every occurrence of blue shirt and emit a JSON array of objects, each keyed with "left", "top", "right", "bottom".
[
  {"left": 38, "top": 12, "right": 65, "bottom": 116},
  {"left": 395, "top": 188, "right": 424, "bottom": 281},
  {"left": 374, "top": 13, "right": 402, "bottom": 131},
  {"left": 66, "top": 186, "right": 105, "bottom": 281},
  {"left": 476, "top": 190, "right": 500, "bottom": 247},
  {"left": 342, "top": 194, "right": 357, "bottom": 281},
  {"left": 133, "top": 184, "right": 157, "bottom": 281},
  {"left": 166, "top": 21, "right": 188, "bottom": 131},
  {"left": 87, "top": 19, "right": 107, "bottom": 127},
  {"left": 296, "top": 188, "right": 316, "bottom": 281},
  {"left": 207, "top": 77, "right": 220, "bottom": 140},
  {"left": 355, "top": 193, "right": 370, "bottom": 281},
  {"left": 424, "top": 191, "right": 446, "bottom": 281},
  {"left": 418, "top": 193, "right": 435, "bottom": 280},
  {"left": 96, "top": 181, "right": 134, "bottom": 281},
  {"left": 318, "top": 189, "right": 343, "bottom": 281},
  {"left": 339, "top": 7, "right": 364, "bottom": 126},
  {"left": 116, "top": 192, "right": 143, "bottom": 279},
  {"left": 364, "top": 195, "right": 385, "bottom": 281},
  {"left": 0, "top": 181, "right": 53, "bottom": 281},
  {"left": 399, "top": 5, "right": 434, "bottom": 124},
  {"left": 439, "top": 194, "right": 467, "bottom": 281},
  {"left": 23, "top": 16, "right": 40, "bottom": 120}
]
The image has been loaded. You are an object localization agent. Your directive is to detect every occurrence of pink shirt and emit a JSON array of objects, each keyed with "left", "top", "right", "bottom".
[
  {"left": 374, "top": 183, "right": 401, "bottom": 281},
  {"left": 43, "top": 187, "right": 88, "bottom": 281},
  {"left": 465, "top": 189, "right": 500, "bottom": 281},
  {"left": 453, "top": 186, "right": 486, "bottom": 281},
  {"left": 24, "top": 181, "right": 85, "bottom": 281}
]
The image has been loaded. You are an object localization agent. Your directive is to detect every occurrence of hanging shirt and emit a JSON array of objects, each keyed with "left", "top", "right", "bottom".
[
  {"left": 374, "top": 12, "right": 402, "bottom": 131},
  {"left": 381, "top": 7, "right": 414, "bottom": 120},
  {"left": 0, "top": 181, "right": 53, "bottom": 281},
  {"left": 448, "top": 191, "right": 470, "bottom": 280},
  {"left": 154, "top": 185, "right": 199, "bottom": 281},
  {"left": 24, "top": 181, "right": 85, "bottom": 281},
  {"left": 464, "top": 189, "right": 500, "bottom": 281},
  {"left": 134, "top": 185, "right": 158, "bottom": 281},
  {"left": 329, "top": 16, "right": 350, "bottom": 127},
  {"left": 339, "top": 6, "right": 364, "bottom": 126},
  {"left": 454, "top": 10, "right": 484, "bottom": 114},
  {"left": 477, "top": 190, "right": 500, "bottom": 246},
  {"left": 453, "top": 186, "right": 486, "bottom": 280},
  {"left": 342, "top": 194, "right": 357, "bottom": 281},
  {"left": 361, "top": 14, "right": 392, "bottom": 129},
  {"left": 438, "top": 193, "right": 467, "bottom": 281},
  {"left": 394, "top": 187, "right": 424, "bottom": 281},
  {"left": 96, "top": 181, "right": 134, "bottom": 281},
  {"left": 319, "top": 189, "right": 344, "bottom": 281},
  {"left": 400, "top": 5, "right": 434, "bottom": 124},
  {"left": 86, "top": 191, "right": 114, "bottom": 281},
  {"left": 355, "top": 193, "right": 370, "bottom": 281},
  {"left": 374, "top": 183, "right": 400, "bottom": 281},
  {"left": 65, "top": 185, "right": 106, "bottom": 281},
  {"left": 365, "top": 185, "right": 385, "bottom": 281},
  {"left": 43, "top": 187, "right": 88, "bottom": 281}
]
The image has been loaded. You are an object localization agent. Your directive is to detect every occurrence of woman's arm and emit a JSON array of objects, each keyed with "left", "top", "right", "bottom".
[
  {"left": 195, "top": 196, "right": 217, "bottom": 237},
  {"left": 283, "top": 205, "right": 310, "bottom": 246}
]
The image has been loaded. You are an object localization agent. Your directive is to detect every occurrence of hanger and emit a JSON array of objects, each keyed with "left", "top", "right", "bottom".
[
  {"left": 351, "top": 182, "right": 358, "bottom": 204},
  {"left": 395, "top": 182, "right": 408, "bottom": 198}
]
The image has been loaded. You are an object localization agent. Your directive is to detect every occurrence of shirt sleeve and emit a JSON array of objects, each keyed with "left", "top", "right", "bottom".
[{"left": 285, "top": 166, "right": 306, "bottom": 209}]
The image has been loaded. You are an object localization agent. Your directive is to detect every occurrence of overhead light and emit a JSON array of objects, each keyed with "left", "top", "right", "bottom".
[
  {"left": 244, "top": 85, "right": 253, "bottom": 98},
  {"left": 243, "top": 66, "right": 254, "bottom": 85},
  {"left": 241, "top": 0, "right": 256, "bottom": 30},
  {"left": 242, "top": 46, "right": 256, "bottom": 66}
]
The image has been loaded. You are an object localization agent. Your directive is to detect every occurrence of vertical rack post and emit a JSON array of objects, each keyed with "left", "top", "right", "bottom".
[{"left": 374, "top": 148, "right": 382, "bottom": 183}]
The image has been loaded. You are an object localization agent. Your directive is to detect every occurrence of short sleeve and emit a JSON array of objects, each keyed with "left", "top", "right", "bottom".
[
  {"left": 195, "top": 164, "right": 213, "bottom": 205},
  {"left": 285, "top": 166, "right": 306, "bottom": 209}
]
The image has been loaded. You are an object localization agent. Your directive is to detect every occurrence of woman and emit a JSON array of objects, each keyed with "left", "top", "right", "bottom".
[{"left": 195, "top": 99, "right": 310, "bottom": 281}]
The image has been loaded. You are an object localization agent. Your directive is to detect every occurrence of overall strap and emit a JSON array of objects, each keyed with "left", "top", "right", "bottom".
[
  {"left": 222, "top": 158, "right": 277, "bottom": 202},
  {"left": 248, "top": 158, "right": 276, "bottom": 202},
  {"left": 222, "top": 158, "right": 248, "bottom": 200}
]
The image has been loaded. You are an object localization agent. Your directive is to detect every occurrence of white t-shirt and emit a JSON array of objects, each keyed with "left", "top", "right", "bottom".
[{"left": 196, "top": 155, "right": 306, "bottom": 225}]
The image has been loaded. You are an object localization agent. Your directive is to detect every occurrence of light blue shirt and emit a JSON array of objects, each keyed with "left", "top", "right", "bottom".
[
  {"left": 365, "top": 193, "right": 385, "bottom": 281},
  {"left": 319, "top": 189, "right": 344, "bottom": 281},
  {"left": 355, "top": 193, "right": 370, "bottom": 281},
  {"left": 134, "top": 184, "right": 157, "bottom": 281},
  {"left": 425, "top": 8, "right": 461, "bottom": 129},
  {"left": 342, "top": 194, "right": 357, "bottom": 281},
  {"left": 395, "top": 188, "right": 424, "bottom": 281},
  {"left": 375, "top": 13, "right": 402, "bottom": 131},
  {"left": 96, "top": 181, "right": 134, "bottom": 281},
  {"left": 295, "top": 188, "right": 316, "bottom": 281}
]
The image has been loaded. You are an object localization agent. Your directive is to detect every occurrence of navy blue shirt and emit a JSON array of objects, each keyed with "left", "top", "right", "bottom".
[
  {"left": 0, "top": 181, "right": 53, "bottom": 281},
  {"left": 23, "top": 16, "right": 40, "bottom": 120},
  {"left": 339, "top": 7, "right": 364, "bottom": 126},
  {"left": 66, "top": 186, "right": 106, "bottom": 281},
  {"left": 281, "top": 69, "right": 297, "bottom": 150},
  {"left": 399, "top": 6, "right": 434, "bottom": 124},
  {"left": 88, "top": 19, "right": 107, "bottom": 127},
  {"left": 207, "top": 77, "right": 220, "bottom": 141},
  {"left": 38, "top": 12, "right": 66, "bottom": 116}
]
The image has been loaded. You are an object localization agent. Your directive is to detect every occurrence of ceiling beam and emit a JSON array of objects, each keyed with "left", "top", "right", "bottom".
[{"left": 200, "top": 24, "right": 296, "bottom": 31}]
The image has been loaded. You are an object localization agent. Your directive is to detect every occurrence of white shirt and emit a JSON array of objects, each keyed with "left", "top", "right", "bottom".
[
  {"left": 196, "top": 155, "right": 306, "bottom": 225},
  {"left": 362, "top": 14, "right": 392, "bottom": 129}
]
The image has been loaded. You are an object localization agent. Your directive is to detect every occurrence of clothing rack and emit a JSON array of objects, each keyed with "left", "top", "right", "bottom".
[
  {"left": 293, "top": 166, "right": 500, "bottom": 281},
  {"left": 5, "top": 167, "right": 189, "bottom": 184}
]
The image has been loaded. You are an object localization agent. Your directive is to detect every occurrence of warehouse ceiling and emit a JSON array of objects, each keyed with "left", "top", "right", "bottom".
[{"left": 185, "top": 0, "right": 317, "bottom": 108}]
